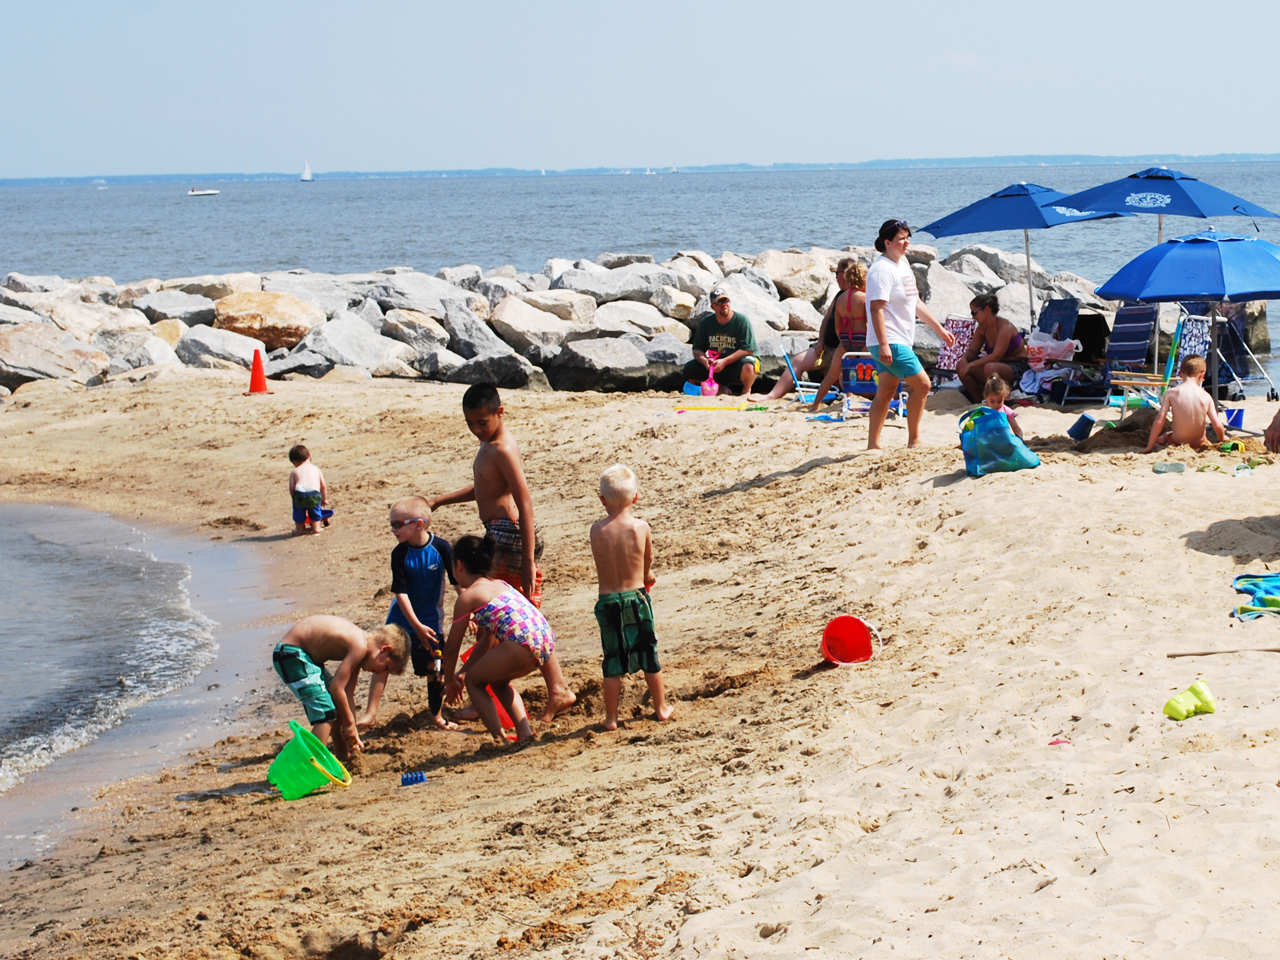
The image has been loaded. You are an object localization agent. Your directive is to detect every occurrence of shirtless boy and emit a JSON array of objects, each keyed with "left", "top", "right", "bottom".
[
  {"left": 288, "top": 444, "right": 333, "bottom": 535},
  {"left": 427, "top": 383, "right": 576, "bottom": 721},
  {"left": 590, "top": 464, "right": 672, "bottom": 731},
  {"left": 272, "top": 615, "right": 408, "bottom": 760},
  {"left": 1142, "top": 355, "right": 1227, "bottom": 452}
]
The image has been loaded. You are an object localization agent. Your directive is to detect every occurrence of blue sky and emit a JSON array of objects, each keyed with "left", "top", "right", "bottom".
[{"left": 7, "top": 0, "right": 1280, "bottom": 178}]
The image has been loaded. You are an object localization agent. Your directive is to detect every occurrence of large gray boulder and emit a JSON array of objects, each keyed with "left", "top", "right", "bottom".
[
  {"left": 945, "top": 254, "right": 1004, "bottom": 294},
  {"left": 944, "top": 244, "right": 1051, "bottom": 289},
  {"left": 91, "top": 325, "right": 152, "bottom": 358},
  {"left": 435, "top": 264, "right": 483, "bottom": 290},
  {"left": 515, "top": 272, "right": 550, "bottom": 292},
  {"left": 0, "top": 303, "right": 47, "bottom": 327},
  {"left": 662, "top": 257, "right": 719, "bottom": 299},
  {"left": 520, "top": 289, "right": 596, "bottom": 325},
  {"left": 594, "top": 300, "right": 684, "bottom": 338},
  {"left": 266, "top": 350, "right": 333, "bottom": 379},
  {"left": 752, "top": 250, "right": 830, "bottom": 302},
  {"left": 446, "top": 351, "right": 550, "bottom": 391},
  {"left": 905, "top": 244, "right": 939, "bottom": 267},
  {"left": 213, "top": 291, "right": 324, "bottom": 349},
  {"left": 261, "top": 271, "right": 385, "bottom": 317},
  {"left": 756, "top": 336, "right": 817, "bottom": 380},
  {"left": 0, "top": 322, "right": 111, "bottom": 389},
  {"left": 3, "top": 273, "right": 68, "bottom": 294},
  {"left": 649, "top": 285, "right": 697, "bottom": 324},
  {"left": 675, "top": 250, "right": 724, "bottom": 279},
  {"left": 352, "top": 296, "right": 385, "bottom": 331},
  {"left": 690, "top": 274, "right": 789, "bottom": 338},
  {"left": 40, "top": 301, "right": 148, "bottom": 343},
  {"left": 924, "top": 261, "right": 981, "bottom": 324},
  {"left": 475, "top": 275, "right": 526, "bottom": 308},
  {"left": 176, "top": 324, "right": 266, "bottom": 369},
  {"left": 622, "top": 332, "right": 693, "bottom": 391},
  {"left": 122, "top": 335, "right": 180, "bottom": 369},
  {"left": 490, "top": 296, "right": 584, "bottom": 353},
  {"left": 366, "top": 273, "right": 491, "bottom": 321},
  {"left": 545, "top": 338, "right": 648, "bottom": 392},
  {"left": 595, "top": 252, "right": 654, "bottom": 269},
  {"left": 159, "top": 272, "right": 260, "bottom": 300},
  {"left": 297, "top": 315, "right": 418, "bottom": 376},
  {"left": 551, "top": 263, "right": 680, "bottom": 305},
  {"left": 740, "top": 266, "right": 781, "bottom": 300},
  {"left": 134, "top": 289, "right": 216, "bottom": 325},
  {"left": 541, "top": 258, "right": 576, "bottom": 283},
  {"left": 440, "top": 303, "right": 516, "bottom": 359},
  {"left": 782, "top": 298, "right": 823, "bottom": 332},
  {"left": 105, "top": 278, "right": 163, "bottom": 308},
  {"left": 381, "top": 308, "right": 450, "bottom": 351},
  {"left": 484, "top": 265, "right": 518, "bottom": 279}
]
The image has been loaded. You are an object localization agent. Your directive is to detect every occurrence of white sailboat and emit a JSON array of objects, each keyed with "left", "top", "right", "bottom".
[{"left": 301, "top": 161, "right": 313, "bottom": 182}]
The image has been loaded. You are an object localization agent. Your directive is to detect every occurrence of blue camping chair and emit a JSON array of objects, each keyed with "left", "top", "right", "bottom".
[
  {"left": 783, "top": 352, "right": 841, "bottom": 406},
  {"left": 842, "top": 353, "right": 907, "bottom": 416},
  {"left": 1037, "top": 297, "right": 1079, "bottom": 340},
  {"left": 1055, "top": 303, "right": 1157, "bottom": 407}
]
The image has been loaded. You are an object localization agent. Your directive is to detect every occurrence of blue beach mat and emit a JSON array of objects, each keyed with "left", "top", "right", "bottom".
[{"left": 1232, "top": 574, "right": 1280, "bottom": 620}]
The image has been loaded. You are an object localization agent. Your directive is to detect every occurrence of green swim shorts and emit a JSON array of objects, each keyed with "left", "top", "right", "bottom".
[
  {"left": 272, "top": 642, "right": 337, "bottom": 724},
  {"left": 594, "top": 589, "right": 661, "bottom": 678}
]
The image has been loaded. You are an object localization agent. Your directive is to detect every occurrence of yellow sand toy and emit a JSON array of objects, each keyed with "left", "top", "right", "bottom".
[{"left": 1163, "top": 680, "right": 1216, "bottom": 721}]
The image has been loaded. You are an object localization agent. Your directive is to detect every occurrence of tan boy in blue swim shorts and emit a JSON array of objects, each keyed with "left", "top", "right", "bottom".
[{"left": 589, "top": 464, "right": 673, "bottom": 731}]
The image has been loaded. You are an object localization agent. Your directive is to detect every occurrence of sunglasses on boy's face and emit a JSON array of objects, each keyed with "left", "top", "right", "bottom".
[{"left": 389, "top": 518, "right": 424, "bottom": 530}]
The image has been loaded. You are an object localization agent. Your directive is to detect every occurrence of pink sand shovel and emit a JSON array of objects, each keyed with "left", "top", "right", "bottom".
[{"left": 702, "top": 349, "right": 721, "bottom": 396}]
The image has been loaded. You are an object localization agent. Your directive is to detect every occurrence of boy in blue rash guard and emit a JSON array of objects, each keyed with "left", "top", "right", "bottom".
[{"left": 357, "top": 496, "right": 459, "bottom": 731}]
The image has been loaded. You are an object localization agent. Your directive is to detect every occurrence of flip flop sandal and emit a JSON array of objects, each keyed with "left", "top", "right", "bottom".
[
  {"left": 1247, "top": 457, "right": 1274, "bottom": 469},
  {"left": 1197, "top": 463, "right": 1223, "bottom": 473},
  {"left": 1234, "top": 464, "right": 1253, "bottom": 477},
  {"left": 1153, "top": 462, "right": 1186, "bottom": 474}
]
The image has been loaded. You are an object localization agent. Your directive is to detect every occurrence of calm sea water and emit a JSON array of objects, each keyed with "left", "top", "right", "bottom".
[
  {"left": 5, "top": 163, "right": 1280, "bottom": 287},
  {"left": 0, "top": 505, "right": 215, "bottom": 795}
]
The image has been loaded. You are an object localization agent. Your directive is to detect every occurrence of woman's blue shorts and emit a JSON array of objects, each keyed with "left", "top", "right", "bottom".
[{"left": 871, "top": 343, "right": 924, "bottom": 381}]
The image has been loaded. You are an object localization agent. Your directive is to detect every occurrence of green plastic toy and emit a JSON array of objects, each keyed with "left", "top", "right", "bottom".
[
  {"left": 1163, "top": 680, "right": 1216, "bottom": 721},
  {"left": 268, "top": 720, "right": 352, "bottom": 800}
]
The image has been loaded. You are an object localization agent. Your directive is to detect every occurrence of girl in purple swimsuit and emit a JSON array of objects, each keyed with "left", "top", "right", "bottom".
[{"left": 442, "top": 535, "right": 559, "bottom": 743}]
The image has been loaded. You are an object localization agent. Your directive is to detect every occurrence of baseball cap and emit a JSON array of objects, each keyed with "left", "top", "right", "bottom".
[{"left": 710, "top": 287, "right": 730, "bottom": 303}]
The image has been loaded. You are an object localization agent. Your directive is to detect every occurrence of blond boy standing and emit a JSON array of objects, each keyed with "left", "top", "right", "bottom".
[{"left": 589, "top": 464, "right": 673, "bottom": 731}]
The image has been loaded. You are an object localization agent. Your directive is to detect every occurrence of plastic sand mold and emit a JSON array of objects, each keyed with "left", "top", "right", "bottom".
[
  {"left": 820, "top": 616, "right": 882, "bottom": 665},
  {"left": 1152, "top": 462, "right": 1186, "bottom": 474},
  {"left": 1163, "top": 680, "right": 1216, "bottom": 721}
]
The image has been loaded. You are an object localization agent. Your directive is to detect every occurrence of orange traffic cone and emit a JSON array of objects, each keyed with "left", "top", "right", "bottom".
[{"left": 245, "top": 349, "right": 271, "bottom": 395}]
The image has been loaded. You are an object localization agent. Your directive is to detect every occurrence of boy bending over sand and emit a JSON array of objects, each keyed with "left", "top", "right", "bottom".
[
  {"left": 590, "top": 464, "right": 672, "bottom": 730},
  {"left": 272, "top": 616, "right": 408, "bottom": 760},
  {"left": 427, "top": 382, "right": 575, "bottom": 721},
  {"left": 1143, "top": 355, "right": 1227, "bottom": 453}
]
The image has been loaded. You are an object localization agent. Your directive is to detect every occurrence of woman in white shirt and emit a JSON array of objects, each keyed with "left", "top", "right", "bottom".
[{"left": 864, "top": 219, "right": 955, "bottom": 449}]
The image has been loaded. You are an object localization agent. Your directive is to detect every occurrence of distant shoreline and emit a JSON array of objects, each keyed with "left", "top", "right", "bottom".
[{"left": 5, "top": 153, "right": 1280, "bottom": 187}]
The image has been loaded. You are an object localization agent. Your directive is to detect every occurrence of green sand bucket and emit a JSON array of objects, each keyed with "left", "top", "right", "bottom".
[{"left": 268, "top": 720, "right": 352, "bottom": 800}]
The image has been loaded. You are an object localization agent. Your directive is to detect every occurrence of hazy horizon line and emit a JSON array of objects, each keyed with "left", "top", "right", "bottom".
[{"left": 5, "top": 152, "right": 1280, "bottom": 186}]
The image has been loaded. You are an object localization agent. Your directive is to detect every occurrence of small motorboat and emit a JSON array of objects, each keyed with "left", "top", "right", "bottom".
[{"left": 187, "top": 188, "right": 219, "bottom": 196}]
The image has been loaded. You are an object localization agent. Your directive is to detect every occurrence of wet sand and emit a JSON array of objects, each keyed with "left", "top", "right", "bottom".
[{"left": 3, "top": 370, "right": 1280, "bottom": 959}]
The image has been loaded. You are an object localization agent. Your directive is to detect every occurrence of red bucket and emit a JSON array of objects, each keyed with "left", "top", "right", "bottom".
[{"left": 821, "top": 616, "right": 882, "bottom": 665}]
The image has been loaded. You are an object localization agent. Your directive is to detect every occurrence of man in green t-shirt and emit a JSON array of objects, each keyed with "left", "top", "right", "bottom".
[{"left": 682, "top": 288, "right": 760, "bottom": 395}]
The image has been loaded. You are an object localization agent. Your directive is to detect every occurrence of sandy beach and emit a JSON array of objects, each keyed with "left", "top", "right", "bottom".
[{"left": 3, "top": 369, "right": 1280, "bottom": 958}]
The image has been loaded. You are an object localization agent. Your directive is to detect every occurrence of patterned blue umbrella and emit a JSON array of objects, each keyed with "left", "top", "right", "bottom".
[
  {"left": 1095, "top": 231, "right": 1280, "bottom": 303},
  {"left": 1051, "top": 168, "right": 1280, "bottom": 242},
  {"left": 920, "top": 182, "right": 1127, "bottom": 317}
]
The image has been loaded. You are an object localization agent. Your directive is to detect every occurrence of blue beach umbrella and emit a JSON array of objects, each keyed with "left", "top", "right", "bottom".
[
  {"left": 1095, "top": 231, "right": 1280, "bottom": 399},
  {"left": 920, "top": 182, "right": 1128, "bottom": 318},
  {"left": 1051, "top": 167, "right": 1280, "bottom": 243}
]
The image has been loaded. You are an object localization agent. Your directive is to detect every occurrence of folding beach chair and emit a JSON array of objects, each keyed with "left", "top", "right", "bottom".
[
  {"left": 1107, "top": 311, "right": 1185, "bottom": 419},
  {"left": 1055, "top": 303, "right": 1157, "bottom": 407},
  {"left": 932, "top": 315, "right": 975, "bottom": 386},
  {"left": 1036, "top": 297, "right": 1079, "bottom": 340},
  {"left": 783, "top": 352, "right": 841, "bottom": 407}
]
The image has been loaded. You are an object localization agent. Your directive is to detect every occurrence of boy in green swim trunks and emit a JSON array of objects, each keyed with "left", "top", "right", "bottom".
[
  {"left": 272, "top": 615, "right": 409, "bottom": 760},
  {"left": 589, "top": 464, "right": 673, "bottom": 731}
]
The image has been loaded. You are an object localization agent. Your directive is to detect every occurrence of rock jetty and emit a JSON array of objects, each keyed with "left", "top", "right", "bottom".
[{"left": 0, "top": 246, "right": 1137, "bottom": 395}]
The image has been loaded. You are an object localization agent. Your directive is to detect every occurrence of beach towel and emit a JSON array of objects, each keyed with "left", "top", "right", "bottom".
[
  {"left": 1231, "top": 574, "right": 1280, "bottom": 620},
  {"left": 959, "top": 407, "right": 1040, "bottom": 478}
]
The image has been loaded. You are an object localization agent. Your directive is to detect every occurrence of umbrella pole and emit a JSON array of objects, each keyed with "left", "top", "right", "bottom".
[
  {"left": 1158, "top": 214, "right": 1164, "bottom": 244},
  {"left": 1210, "top": 304, "right": 1221, "bottom": 413},
  {"left": 1023, "top": 228, "right": 1036, "bottom": 321}
]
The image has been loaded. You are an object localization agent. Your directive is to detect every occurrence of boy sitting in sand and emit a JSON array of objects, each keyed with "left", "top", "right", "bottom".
[
  {"left": 1142, "top": 355, "right": 1227, "bottom": 453},
  {"left": 288, "top": 444, "right": 333, "bottom": 535},
  {"left": 441, "top": 536, "right": 562, "bottom": 744},
  {"left": 983, "top": 375, "right": 1024, "bottom": 440},
  {"left": 427, "top": 382, "right": 575, "bottom": 722},
  {"left": 272, "top": 615, "right": 408, "bottom": 760},
  {"left": 590, "top": 465, "right": 672, "bottom": 730},
  {"left": 358, "top": 497, "right": 459, "bottom": 733}
]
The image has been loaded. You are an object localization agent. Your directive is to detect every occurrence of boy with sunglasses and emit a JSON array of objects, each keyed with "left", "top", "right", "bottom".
[{"left": 358, "top": 496, "right": 458, "bottom": 731}]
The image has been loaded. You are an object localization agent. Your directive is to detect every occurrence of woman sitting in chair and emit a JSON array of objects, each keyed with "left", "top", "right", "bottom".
[
  {"left": 955, "top": 293, "right": 1031, "bottom": 402},
  {"left": 762, "top": 257, "right": 864, "bottom": 402}
]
